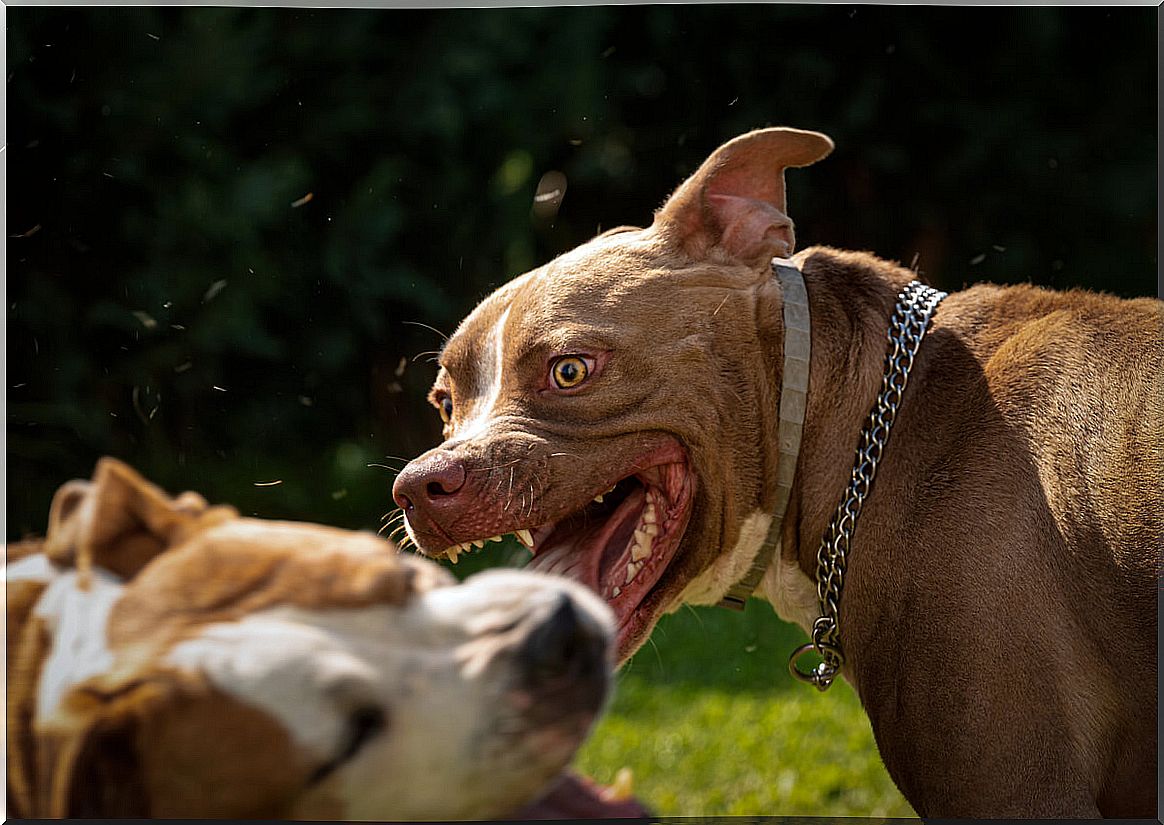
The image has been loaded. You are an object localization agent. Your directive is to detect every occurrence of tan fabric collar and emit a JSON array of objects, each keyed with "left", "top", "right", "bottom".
[{"left": 719, "top": 258, "right": 811, "bottom": 610}]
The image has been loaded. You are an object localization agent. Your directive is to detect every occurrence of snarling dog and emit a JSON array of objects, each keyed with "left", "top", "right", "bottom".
[
  {"left": 393, "top": 128, "right": 1162, "bottom": 817},
  {"left": 6, "top": 457, "right": 643, "bottom": 820}
]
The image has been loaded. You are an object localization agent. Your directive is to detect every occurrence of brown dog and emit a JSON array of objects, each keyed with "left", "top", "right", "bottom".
[
  {"left": 7, "top": 457, "right": 647, "bottom": 819},
  {"left": 393, "top": 128, "right": 1162, "bottom": 818}
]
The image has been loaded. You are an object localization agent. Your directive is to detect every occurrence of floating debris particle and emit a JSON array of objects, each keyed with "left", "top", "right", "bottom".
[
  {"left": 299, "top": 395, "right": 314, "bottom": 406},
  {"left": 970, "top": 253, "right": 986, "bottom": 266},
  {"left": 132, "top": 310, "right": 157, "bottom": 330},
  {"left": 212, "top": 385, "right": 227, "bottom": 392},
  {"left": 254, "top": 480, "right": 283, "bottom": 487},
  {"left": 992, "top": 245, "right": 1007, "bottom": 253},
  {"left": 202, "top": 279, "right": 228, "bottom": 303},
  {"left": 146, "top": 32, "right": 160, "bottom": 40},
  {"left": 331, "top": 489, "right": 348, "bottom": 500},
  {"left": 174, "top": 360, "right": 193, "bottom": 374},
  {"left": 394, "top": 356, "right": 407, "bottom": 377},
  {"left": 291, "top": 192, "right": 314, "bottom": 208},
  {"left": 11, "top": 224, "right": 42, "bottom": 239}
]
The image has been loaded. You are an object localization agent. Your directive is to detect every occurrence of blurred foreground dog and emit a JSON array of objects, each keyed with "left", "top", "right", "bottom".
[
  {"left": 393, "top": 128, "right": 1161, "bottom": 817},
  {"left": 7, "top": 457, "right": 646, "bottom": 819}
]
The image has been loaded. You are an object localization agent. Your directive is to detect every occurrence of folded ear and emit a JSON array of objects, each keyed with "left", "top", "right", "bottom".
[
  {"left": 43, "top": 457, "right": 236, "bottom": 583},
  {"left": 653, "top": 127, "right": 834, "bottom": 267}
]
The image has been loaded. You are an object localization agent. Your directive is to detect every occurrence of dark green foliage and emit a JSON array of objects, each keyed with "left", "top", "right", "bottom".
[{"left": 7, "top": 7, "right": 1157, "bottom": 540}]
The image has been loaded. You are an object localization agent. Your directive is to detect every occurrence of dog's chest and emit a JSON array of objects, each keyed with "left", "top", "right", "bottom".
[{"left": 673, "top": 509, "right": 817, "bottom": 633}]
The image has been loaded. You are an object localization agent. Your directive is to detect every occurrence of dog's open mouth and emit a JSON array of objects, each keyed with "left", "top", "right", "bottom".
[{"left": 428, "top": 439, "right": 695, "bottom": 653}]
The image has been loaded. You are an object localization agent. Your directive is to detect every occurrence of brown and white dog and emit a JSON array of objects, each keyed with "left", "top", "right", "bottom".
[
  {"left": 6, "top": 457, "right": 641, "bottom": 820},
  {"left": 393, "top": 128, "right": 1162, "bottom": 818}
]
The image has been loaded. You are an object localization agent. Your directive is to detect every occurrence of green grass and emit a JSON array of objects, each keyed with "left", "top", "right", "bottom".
[{"left": 574, "top": 601, "right": 915, "bottom": 818}]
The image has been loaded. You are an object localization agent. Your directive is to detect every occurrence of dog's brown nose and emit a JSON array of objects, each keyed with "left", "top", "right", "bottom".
[{"left": 392, "top": 451, "right": 468, "bottom": 516}]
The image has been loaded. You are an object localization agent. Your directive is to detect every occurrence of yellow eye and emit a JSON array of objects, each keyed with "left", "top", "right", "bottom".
[
  {"left": 438, "top": 396, "right": 453, "bottom": 424},
  {"left": 551, "top": 356, "right": 589, "bottom": 390}
]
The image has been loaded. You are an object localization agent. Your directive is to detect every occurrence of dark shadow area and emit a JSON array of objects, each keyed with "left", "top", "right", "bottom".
[{"left": 7, "top": 6, "right": 1157, "bottom": 549}]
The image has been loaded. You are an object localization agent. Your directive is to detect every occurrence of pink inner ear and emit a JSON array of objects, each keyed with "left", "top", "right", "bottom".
[{"left": 706, "top": 193, "right": 795, "bottom": 263}]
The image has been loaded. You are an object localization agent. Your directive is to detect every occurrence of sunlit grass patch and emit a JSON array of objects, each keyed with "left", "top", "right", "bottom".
[{"left": 575, "top": 602, "right": 915, "bottom": 817}]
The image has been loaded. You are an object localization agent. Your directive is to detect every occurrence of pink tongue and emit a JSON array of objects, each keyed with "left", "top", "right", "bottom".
[{"left": 503, "top": 771, "right": 650, "bottom": 820}]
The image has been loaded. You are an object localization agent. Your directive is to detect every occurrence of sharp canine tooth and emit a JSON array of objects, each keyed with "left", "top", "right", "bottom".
[
  {"left": 644, "top": 523, "right": 659, "bottom": 536},
  {"left": 609, "top": 767, "right": 634, "bottom": 801},
  {"left": 472, "top": 539, "right": 484, "bottom": 548},
  {"left": 593, "top": 494, "right": 604, "bottom": 503},
  {"left": 516, "top": 529, "right": 534, "bottom": 548},
  {"left": 631, "top": 542, "right": 651, "bottom": 562},
  {"left": 625, "top": 561, "right": 642, "bottom": 584},
  {"left": 447, "top": 546, "right": 460, "bottom": 564},
  {"left": 489, "top": 535, "right": 503, "bottom": 543},
  {"left": 612, "top": 586, "right": 621, "bottom": 597}
]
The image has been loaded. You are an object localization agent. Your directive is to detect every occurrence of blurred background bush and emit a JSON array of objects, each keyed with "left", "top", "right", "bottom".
[
  {"left": 8, "top": 6, "right": 1156, "bottom": 539},
  {"left": 7, "top": 6, "right": 1156, "bottom": 816}
]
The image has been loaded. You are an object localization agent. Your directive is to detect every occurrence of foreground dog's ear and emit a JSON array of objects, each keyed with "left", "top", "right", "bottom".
[
  {"left": 44, "top": 457, "right": 237, "bottom": 582},
  {"left": 653, "top": 127, "right": 834, "bottom": 266}
]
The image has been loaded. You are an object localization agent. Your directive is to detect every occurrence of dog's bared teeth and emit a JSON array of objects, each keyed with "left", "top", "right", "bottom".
[
  {"left": 515, "top": 529, "right": 534, "bottom": 549},
  {"left": 471, "top": 539, "right": 485, "bottom": 549},
  {"left": 625, "top": 560, "right": 643, "bottom": 584},
  {"left": 488, "top": 535, "right": 503, "bottom": 543},
  {"left": 593, "top": 493, "right": 604, "bottom": 504},
  {"left": 447, "top": 546, "right": 461, "bottom": 564},
  {"left": 643, "top": 502, "right": 657, "bottom": 524},
  {"left": 631, "top": 539, "right": 651, "bottom": 562},
  {"left": 608, "top": 767, "right": 635, "bottom": 801},
  {"left": 612, "top": 586, "right": 621, "bottom": 597}
]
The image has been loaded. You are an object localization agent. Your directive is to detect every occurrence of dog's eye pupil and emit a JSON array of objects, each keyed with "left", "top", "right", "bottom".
[
  {"left": 552, "top": 357, "right": 588, "bottom": 389},
  {"left": 439, "top": 397, "right": 453, "bottom": 423}
]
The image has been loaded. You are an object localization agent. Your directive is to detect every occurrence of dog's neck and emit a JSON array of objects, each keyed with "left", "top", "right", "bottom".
[{"left": 756, "top": 247, "right": 917, "bottom": 618}]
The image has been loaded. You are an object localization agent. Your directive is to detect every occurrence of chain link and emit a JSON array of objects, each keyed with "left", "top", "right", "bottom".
[{"left": 790, "top": 281, "right": 946, "bottom": 691}]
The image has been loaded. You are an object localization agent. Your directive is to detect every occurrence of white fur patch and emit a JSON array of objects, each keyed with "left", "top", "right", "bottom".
[
  {"left": 6, "top": 552, "right": 57, "bottom": 583},
  {"left": 758, "top": 544, "right": 818, "bottom": 635},
  {"left": 669, "top": 508, "right": 817, "bottom": 633},
  {"left": 455, "top": 305, "right": 512, "bottom": 442},
  {"left": 33, "top": 568, "right": 125, "bottom": 718},
  {"left": 673, "top": 509, "right": 773, "bottom": 608}
]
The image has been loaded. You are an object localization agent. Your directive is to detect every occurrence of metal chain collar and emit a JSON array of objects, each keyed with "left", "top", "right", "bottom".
[{"left": 789, "top": 280, "right": 947, "bottom": 691}]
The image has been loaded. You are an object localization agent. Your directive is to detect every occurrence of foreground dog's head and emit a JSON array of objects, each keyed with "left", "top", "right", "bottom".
[
  {"left": 393, "top": 128, "right": 834, "bottom": 659},
  {"left": 8, "top": 458, "right": 615, "bottom": 819}
]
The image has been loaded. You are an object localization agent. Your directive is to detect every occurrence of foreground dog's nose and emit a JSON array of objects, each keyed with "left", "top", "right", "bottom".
[
  {"left": 520, "top": 595, "right": 608, "bottom": 685},
  {"left": 392, "top": 452, "right": 468, "bottom": 514}
]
